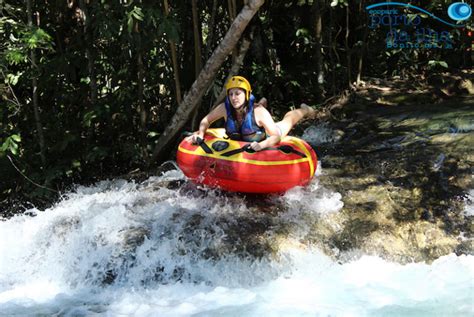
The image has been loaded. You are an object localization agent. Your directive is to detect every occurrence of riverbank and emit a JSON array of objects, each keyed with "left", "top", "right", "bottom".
[{"left": 298, "top": 73, "right": 473, "bottom": 262}]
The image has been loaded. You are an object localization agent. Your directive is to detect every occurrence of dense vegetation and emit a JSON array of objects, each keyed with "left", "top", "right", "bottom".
[{"left": 1, "top": 0, "right": 472, "bottom": 212}]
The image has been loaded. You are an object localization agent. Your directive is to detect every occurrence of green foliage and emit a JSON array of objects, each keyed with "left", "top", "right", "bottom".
[
  {"left": 0, "top": 134, "right": 21, "bottom": 156},
  {"left": 4, "top": 72, "right": 22, "bottom": 85},
  {"left": 127, "top": 6, "right": 144, "bottom": 33},
  {"left": 5, "top": 48, "right": 28, "bottom": 65},
  {"left": 26, "top": 28, "right": 53, "bottom": 50}
]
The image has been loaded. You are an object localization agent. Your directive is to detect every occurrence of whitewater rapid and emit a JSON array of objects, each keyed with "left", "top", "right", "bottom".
[{"left": 0, "top": 168, "right": 473, "bottom": 316}]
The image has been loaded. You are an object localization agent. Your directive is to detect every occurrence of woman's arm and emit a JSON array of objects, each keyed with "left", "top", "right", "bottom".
[{"left": 186, "top": 103, "right": 226, "bottom": 143}]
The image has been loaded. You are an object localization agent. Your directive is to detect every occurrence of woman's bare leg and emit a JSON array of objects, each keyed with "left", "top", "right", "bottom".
[{"left": 276, "top": 103, "right": 314, "bottom": 138}]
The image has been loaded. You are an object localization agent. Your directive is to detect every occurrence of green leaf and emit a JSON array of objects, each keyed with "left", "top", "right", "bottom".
[
  {"left": 132, "top": 6, "right": 144, "bottom": 21},
  {"left": 5, "top": 73, "right": 21, "bottom": 85},
  {"left": 0, "top": 134, "right": 21, "bottom": 156},
  {"left": 10, "top": 134, "right": 21, "bottom": 142}
]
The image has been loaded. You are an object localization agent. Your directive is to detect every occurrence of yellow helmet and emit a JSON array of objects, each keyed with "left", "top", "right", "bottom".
[{"left": 225, "top": 76, "right": 252, "bottom": 100}]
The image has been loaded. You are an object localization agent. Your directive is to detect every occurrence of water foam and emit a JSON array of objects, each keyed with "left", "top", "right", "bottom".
[
  {"left": 0, "top": 171, "right": 472, "bottom": 316},
  {"left": 464, "top": 189, "right": 474, "bottom": 216},
  {"left": 302, "top": 123, "right": 341, "bottom": 145}
]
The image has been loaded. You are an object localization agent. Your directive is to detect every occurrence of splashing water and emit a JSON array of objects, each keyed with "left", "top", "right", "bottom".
[
  {"left": 465, "top": 189, "right": 474, "bottom": 217},
  {"left": 0, "top": 170, "right": 472, "bottom": 317},
  {"left": 302, "top": 123, "right": 341, "bottom": 145}
]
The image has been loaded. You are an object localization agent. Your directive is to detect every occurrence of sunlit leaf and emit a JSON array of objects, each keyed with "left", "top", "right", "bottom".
[
  {"left": 439, "top": 61, "right": 448, "bottom": 68},
  {"left": 5, "top": 73, "right": 21, "bottom": 85},
  {"left": 132, "top": 7, "right": 144, "bottom": 21}
]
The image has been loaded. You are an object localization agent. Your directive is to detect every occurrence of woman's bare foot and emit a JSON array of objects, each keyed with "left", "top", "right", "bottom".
[
  {"left": 256, "top": 97, "right": 268, "bottom": 108},
  {"left": 300, "top": 103, "right": 315, "bottom": 117}
]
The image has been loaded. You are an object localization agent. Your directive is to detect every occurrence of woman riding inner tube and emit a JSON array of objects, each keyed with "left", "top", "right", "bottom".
[{"left": 186, "top": 75, "right": 315, "bottom": 151}]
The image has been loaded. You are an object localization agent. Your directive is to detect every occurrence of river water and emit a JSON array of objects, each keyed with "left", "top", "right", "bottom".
[{"left": 0, "top": 166, "right": 472, "bottom": 317}]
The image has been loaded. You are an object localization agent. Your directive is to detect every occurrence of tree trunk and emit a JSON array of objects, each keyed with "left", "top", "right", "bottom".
[
  {"left": 190, "top": 0, "right": 203, "bottom": 130},
  {"left": 149, "top": 0, "right": 265, "bottom": 165},
  {"left": 191, "top": 0, "right": 203, "bottom": 77},
  {"left": 164, "top": 0, "right": 182, "bottom": 104},
  {"left": 27, "top": 0, "right": 46, "bottom": 167},
  {"left": 356, "top": 0, "right": 368, "bottom": 85},
  {"left": 329, "top": 4, "right": 336, "bottom": 95},
  {"left": 345, "top": 4, "right": 351, "bottom": 87}
]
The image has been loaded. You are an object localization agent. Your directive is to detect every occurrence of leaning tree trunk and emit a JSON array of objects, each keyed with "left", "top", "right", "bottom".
[
  {"left": 149, "top": 0, "right": 265, "bottom": 165},
  {"left": 27, "top": 0, "right": 46, "bottom": 167},
  {"left": 228, "top": 0, "right": 238, "bottom": 63}
]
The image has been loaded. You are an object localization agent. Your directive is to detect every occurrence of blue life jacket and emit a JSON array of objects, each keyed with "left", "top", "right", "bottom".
[{"left": 224, "top": 94, "right": 266, "bottom": 142}]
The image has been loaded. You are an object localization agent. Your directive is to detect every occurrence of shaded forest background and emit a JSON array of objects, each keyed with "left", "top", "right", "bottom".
[{"left": 1, "top": 0, "right": 473, "bottom": 211}]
